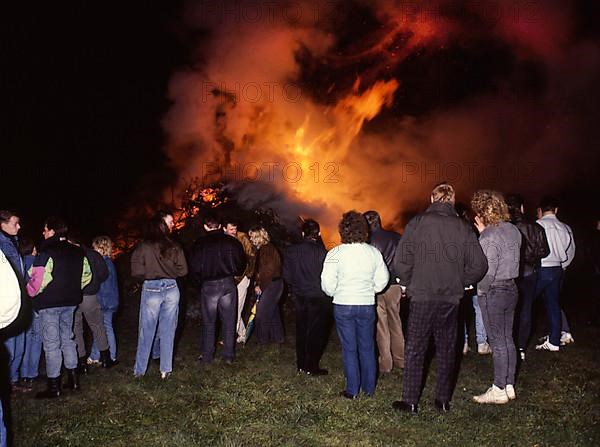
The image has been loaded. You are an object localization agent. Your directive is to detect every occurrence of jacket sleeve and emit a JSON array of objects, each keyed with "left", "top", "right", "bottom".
[
  {"left": 394, "top": 218, "right": 417, "bottom": 286},
  {"left": 81, "top": 257, "right": 92, "bottom": 289},
  {"left": 27, "top": 254, "right": 54, "bottom": 297},
  {"left": 130, "top": 245, "right": 146, "bottom": 280},
  {"left": 173, "top": 246, "right": 188, "bottom": 277},
  {"left": 92, "top": 251, "right": 109, "bottom": 283},
  {"left": 373, "top": 250, "right": 390, "bottom": 294},
  {"left": 234, "top": 241, "right": 247, "bottom": 277},
  {"left": 464, "top": 230, "right": 488, "bottom": 288},
  {"left": 0, "top": 251, "right": 21, "bottom": 329},
  {"left": 476, "top": 233, "right": 497, "bottom": 296},
  {"left": 320, "top": 248, "right": 339, "bottom": 297},
  {"left": 563, "top": 225, "right": 576, "bottom": 269},
  {"left": 534, "top": 223, "right": 551, "bottom": 261}
]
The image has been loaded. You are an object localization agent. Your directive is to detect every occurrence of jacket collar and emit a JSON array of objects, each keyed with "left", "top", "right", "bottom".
[{"left": 426, "top": 201, "right": 458, "bottom": 217}]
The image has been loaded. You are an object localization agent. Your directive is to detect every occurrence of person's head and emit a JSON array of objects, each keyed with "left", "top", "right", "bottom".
[
  {"left": 471, "top": 190, "right": 510, "bottom": 227},
  {"left": 157, "top": 210, "right": 174, "bottom": 233},
  {"left": 92, "top": 236, "right": 113, "bottom": 257},
  {"left": 143, "top": 214, "right": 170, "bottom": 241},
  {"left": 363, "top": 210, "right": 381, "bottom": 231},
  {"left": 223, "top": 218, "right": 238, "bottom": 237},
  {"left": 0, "top": 210, "right": 21, "bottom": 236},
  {"left": 301, "top": 219, "right": 320, "bottom": 240},
  {"left": 248, "top": 226, "right": 270, "bottom": 249},
  {"left": 505, "top": 194, "right": 525, "bottom": 220},
  {"left": 203, "top": 213, "right": 221, "bottom": 232},
  {"left": 43, "top": 216, "right": 68, "bottom": 239},
  {"left": 18, "top": 236, "right": 35, "bottom": 256},
  {"left": 339, "top": 211, "right": 369, "bottom": 244},
  {"left": 430, "top": 182, "right": 455, "bottom": 204},
  {"left": 538, "top": 196, "right": 559, "bottom": 218}
]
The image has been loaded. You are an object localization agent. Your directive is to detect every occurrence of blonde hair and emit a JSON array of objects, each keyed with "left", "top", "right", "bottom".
[
  {"left": 431, "top": 182, "right": 455, "bottom": 204},
  {"left": 471, "top": 190, "right": 510, "bottom": 226},
  {"left": 92, "top": 236, "right": 113, "bottom": 257},
  {"left": 248, "top": 227, "right": 270, "bottom": 249}
]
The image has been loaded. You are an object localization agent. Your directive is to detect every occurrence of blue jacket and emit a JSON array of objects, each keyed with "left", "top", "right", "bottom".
[
  {"left": 0, "top": 231, "right": 25, "bottom": 280},
  {"left": 97, "top": 256, "right": 119, "bottom": 311}
]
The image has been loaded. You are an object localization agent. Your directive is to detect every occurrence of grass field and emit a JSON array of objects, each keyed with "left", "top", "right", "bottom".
[{"left": 9, "top": 286, "right": 600, "bottom": 447}]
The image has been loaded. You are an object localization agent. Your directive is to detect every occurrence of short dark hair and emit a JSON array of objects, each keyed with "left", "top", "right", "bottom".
[
  {"left": 363, "top": 210, "right": 381, "bottom": 231},
  {"left": 301, "top": 219, "right": 320, "bottom": 239},
  {"left": 539, "top": 196, "right": 559, "bottom": 212},
  {"left": 505, "top": 194, "right": 524, "bottom": 219},
  {"left": 222, "top": 217, "right": 238, "bottom": 228},
  {"left": 45, "top": 216, "right": 68, "bottom": 237},
  {"left": 19, "top": 236, "right": 35, "bottom": 256},
  {"left": 0, "top": 210, "right": 18, "bottom": 224},
  {"left": 339, "top": 211, "right": 368, "bottom": 244},
  {"left": 204, "top": 213, "right": 220, "bottom": 230}
]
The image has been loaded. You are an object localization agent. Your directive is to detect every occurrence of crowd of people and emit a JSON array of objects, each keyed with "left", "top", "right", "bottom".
[{"left": 0, "top": 180, "right": 592, "bottom": 443}]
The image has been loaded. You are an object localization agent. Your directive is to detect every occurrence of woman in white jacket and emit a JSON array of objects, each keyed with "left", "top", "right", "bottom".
[{"left": 321, "top": 211, "right": 389, "bottom": 399}]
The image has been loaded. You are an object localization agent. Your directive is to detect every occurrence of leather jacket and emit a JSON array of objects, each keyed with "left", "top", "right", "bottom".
[
  {"left": 369, "top": 227, "right": 401, "bottom": 286},
  {"left": 512, "top": 214, "right": 550, "bottom": 277}
]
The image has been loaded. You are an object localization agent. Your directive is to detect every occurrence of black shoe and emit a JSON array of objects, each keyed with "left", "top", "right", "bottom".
[
  {"left": 306, "top": 368, "right": 328, "bottom": 376},
  {"left": 20, "top": 378, "right": 35, "bottom": 389},
  {"left": 339, "top": 391, "right": 358, "bottom": 400},
  {"left": 64, "top": 368, "right": 81, "bottom": 391},
  {"left": 77, "top": 357, "right": 89, "bottom": 375},
  {"left": 392, "top": 400, "right": 418, "bottom": 414},
  {"left": 100, "top": 350, "right": 116, "bottom": 368},
  {"left": 434, "top": 400, "right": 450, "bottom": 413},
  {"left": 36, "top": 377, "right": 62, "bottom": 399}
]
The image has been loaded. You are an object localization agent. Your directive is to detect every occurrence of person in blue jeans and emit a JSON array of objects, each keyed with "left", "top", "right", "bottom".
[
  {"left": 131, "top": 213, "right": 188, "bottom": 379},
  {"left": 321, "top": 211, "right": 389, "bottom": 399},
  {"left": 0, "top": 210, "right": 27, "bottom": 392},
  {"left": 19, "top": 237, "right": 43, "bottom": 387},
  {"left": 88, "top": 236, "right": 120, "bottom": 365}
]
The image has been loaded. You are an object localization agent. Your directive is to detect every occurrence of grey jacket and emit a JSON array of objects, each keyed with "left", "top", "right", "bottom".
[{"left": 477, "top": 222, "right": 522, "bottom": 296}]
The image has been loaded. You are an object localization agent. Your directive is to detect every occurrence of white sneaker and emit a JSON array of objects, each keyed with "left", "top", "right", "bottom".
[
  {"left": 477, "top": 342, "right": 492, "bottom": 355},
  {"left": 86, "top": 357, "right": 100, "bottom": 366},
  {"left": 505, "top": 384, "right": 516, "bottom": 400},
  {"left": 518, "top": 349, "right": 526, "bottom": 361},
  {"left": 560, "top": 332, "right": 574, "bottom": 346},
  {"left": 463, "top": 342, "right": 470, "bottom": 355},
  {"left": 535, "top": 340, "right": 559, "bottom": 351},
  {"left": 473, "top": 385, "right": 509, "bottom": 404}
]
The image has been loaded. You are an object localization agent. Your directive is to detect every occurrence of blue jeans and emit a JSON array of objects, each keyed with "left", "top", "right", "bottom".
[
  {"left": 3, "top": 331, "right": 25, "bottom": 384},
  {"left": 38, "top": 306, "right": 78, "bottom": 378},
  {"left": 134, "top": 279, "right": 180, "bottom": 376},
  {"left": 89, "top": 310, "right": 117, "bottom": 361},
  {"left": 464, "top": 295, "right": 487, "bottom": 345},
  {"left": 334, "top": 304, "right": 377, "bottom": 396},
  {"left": 535, "top": 267, "right": 563, "bottom": 346},
  {"left": 0, "top": 399, "right": 5, "bottom": 447},
  {"left": 20, "top": 310, "right": 42, "bottom": 379},
  {"left": 200, "top": 277, "right": 237, "bottom": 362}
]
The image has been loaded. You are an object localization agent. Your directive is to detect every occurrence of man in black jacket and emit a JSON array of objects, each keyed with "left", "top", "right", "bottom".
[
  {"left": 282, "top": 219, "right": 331, "bottom": 376},
  {"left": 506, "top": 194, "right": 550, "bottom": 360},
  {"left": 363, "top": 210, "right": 404, "bottom": 374},
  {"left": 27, "top": 217, "right": 92, "bottom": 398},
  {"left": 392, "top": 183, "right": 488, "bottom": 414},
  {"left": 189, "top": 214, "right": 246, "bottom": 364}
]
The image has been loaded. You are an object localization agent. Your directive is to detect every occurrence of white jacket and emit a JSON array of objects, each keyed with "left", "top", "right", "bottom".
[
  {"left": 321, "top": 243, "right": 389, "bottom": 305},
  {"left": 537, "top": 214, "right": 575, "bottom": 269},
  {"left": 0, "top": 250, "right": 21, "bottom": 329}
]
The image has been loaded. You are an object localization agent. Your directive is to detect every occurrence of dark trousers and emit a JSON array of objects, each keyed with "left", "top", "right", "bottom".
[
  {"left": 516, "top": 271, "right": 538, "bottom": 350},
  {"left": 256, "top": 279, "right": 284, "bottom": 344},
  {"left": 200, "top": 277, "right": 237, "bottom": 362},
  {"left": 403, "top": 300, "right": 459, "bottom": 405},
  {"left": 295, "top": 295, "right": 332, "bottom": 372},
  {"left": 479, "top": 282, "right": 518, "bottom": 388},
  {"left": 535, "top": 267, "right": 563, "bottom": 346}
]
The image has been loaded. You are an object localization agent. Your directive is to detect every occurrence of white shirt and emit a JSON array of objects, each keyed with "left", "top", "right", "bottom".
[
  {"left": 0, "top": 250, "right": 21, "bottom": 329},
  {"left": 321, "top": 243, "right": 389, "bottom": 305},
  {"left": 537, "top": 214, "right": 575, "bottom": 269}
]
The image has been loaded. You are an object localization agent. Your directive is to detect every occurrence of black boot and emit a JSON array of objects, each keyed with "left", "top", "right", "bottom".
[
  {"left": 64, "top": 368, "right": 81, "bottom": 391},
  {"left": 77, "top": 357, "right": 89, "bottom": 375},
  {"left": 100, "top": 349, "right": 115, "bottom": 368},
  {"left": 36, "top": 376, "right": 62, "bottom": 399}
]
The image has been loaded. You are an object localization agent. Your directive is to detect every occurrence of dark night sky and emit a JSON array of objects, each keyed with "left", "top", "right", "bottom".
[{"left": 2, "top": 1, "right": 600, "bottom": 242}]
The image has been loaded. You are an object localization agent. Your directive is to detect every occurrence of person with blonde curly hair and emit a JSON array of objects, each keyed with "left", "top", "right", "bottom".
[
  {"left": 87, "top": 236, "right": 120, "bottom": 366},
  {"left": 249, "top": 226, "right": 284, "bottom": 345},
  {"left": 321, "top": 211, "right": 389, "bottom": 399},
  {"left": 471, "top": 190, "right": 522, "bottom": 404}
]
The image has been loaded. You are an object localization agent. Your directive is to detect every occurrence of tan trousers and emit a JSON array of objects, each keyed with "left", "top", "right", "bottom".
[{"left": 376, "top": 284, "right": 405, "bottom": 372}]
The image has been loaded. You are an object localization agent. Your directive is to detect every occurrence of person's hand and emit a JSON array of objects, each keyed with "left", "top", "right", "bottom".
[
  {"left": 474, "top": 215, "right": 486, "bottom": 233},
  {"left": 255, "top": 286, "right": 262, "bottom": 295}
]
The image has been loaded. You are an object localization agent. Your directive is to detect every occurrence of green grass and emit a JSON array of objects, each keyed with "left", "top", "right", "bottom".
[{"left": 11, "top": 298, "right": 600, "bottom": 447}]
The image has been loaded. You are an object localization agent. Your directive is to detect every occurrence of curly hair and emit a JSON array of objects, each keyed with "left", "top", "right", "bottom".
[
  {"left": 248, "top": 226, "right": 270, "bottom": 248},
  {"left": 339, "top": 211, "right": 369, "bottom": 244},
  {"left": 92, "top": 236, "right": 113, "bottom": 257},
  {"left": 471, "top": 190, "right": 510, "bottom": 226}
]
